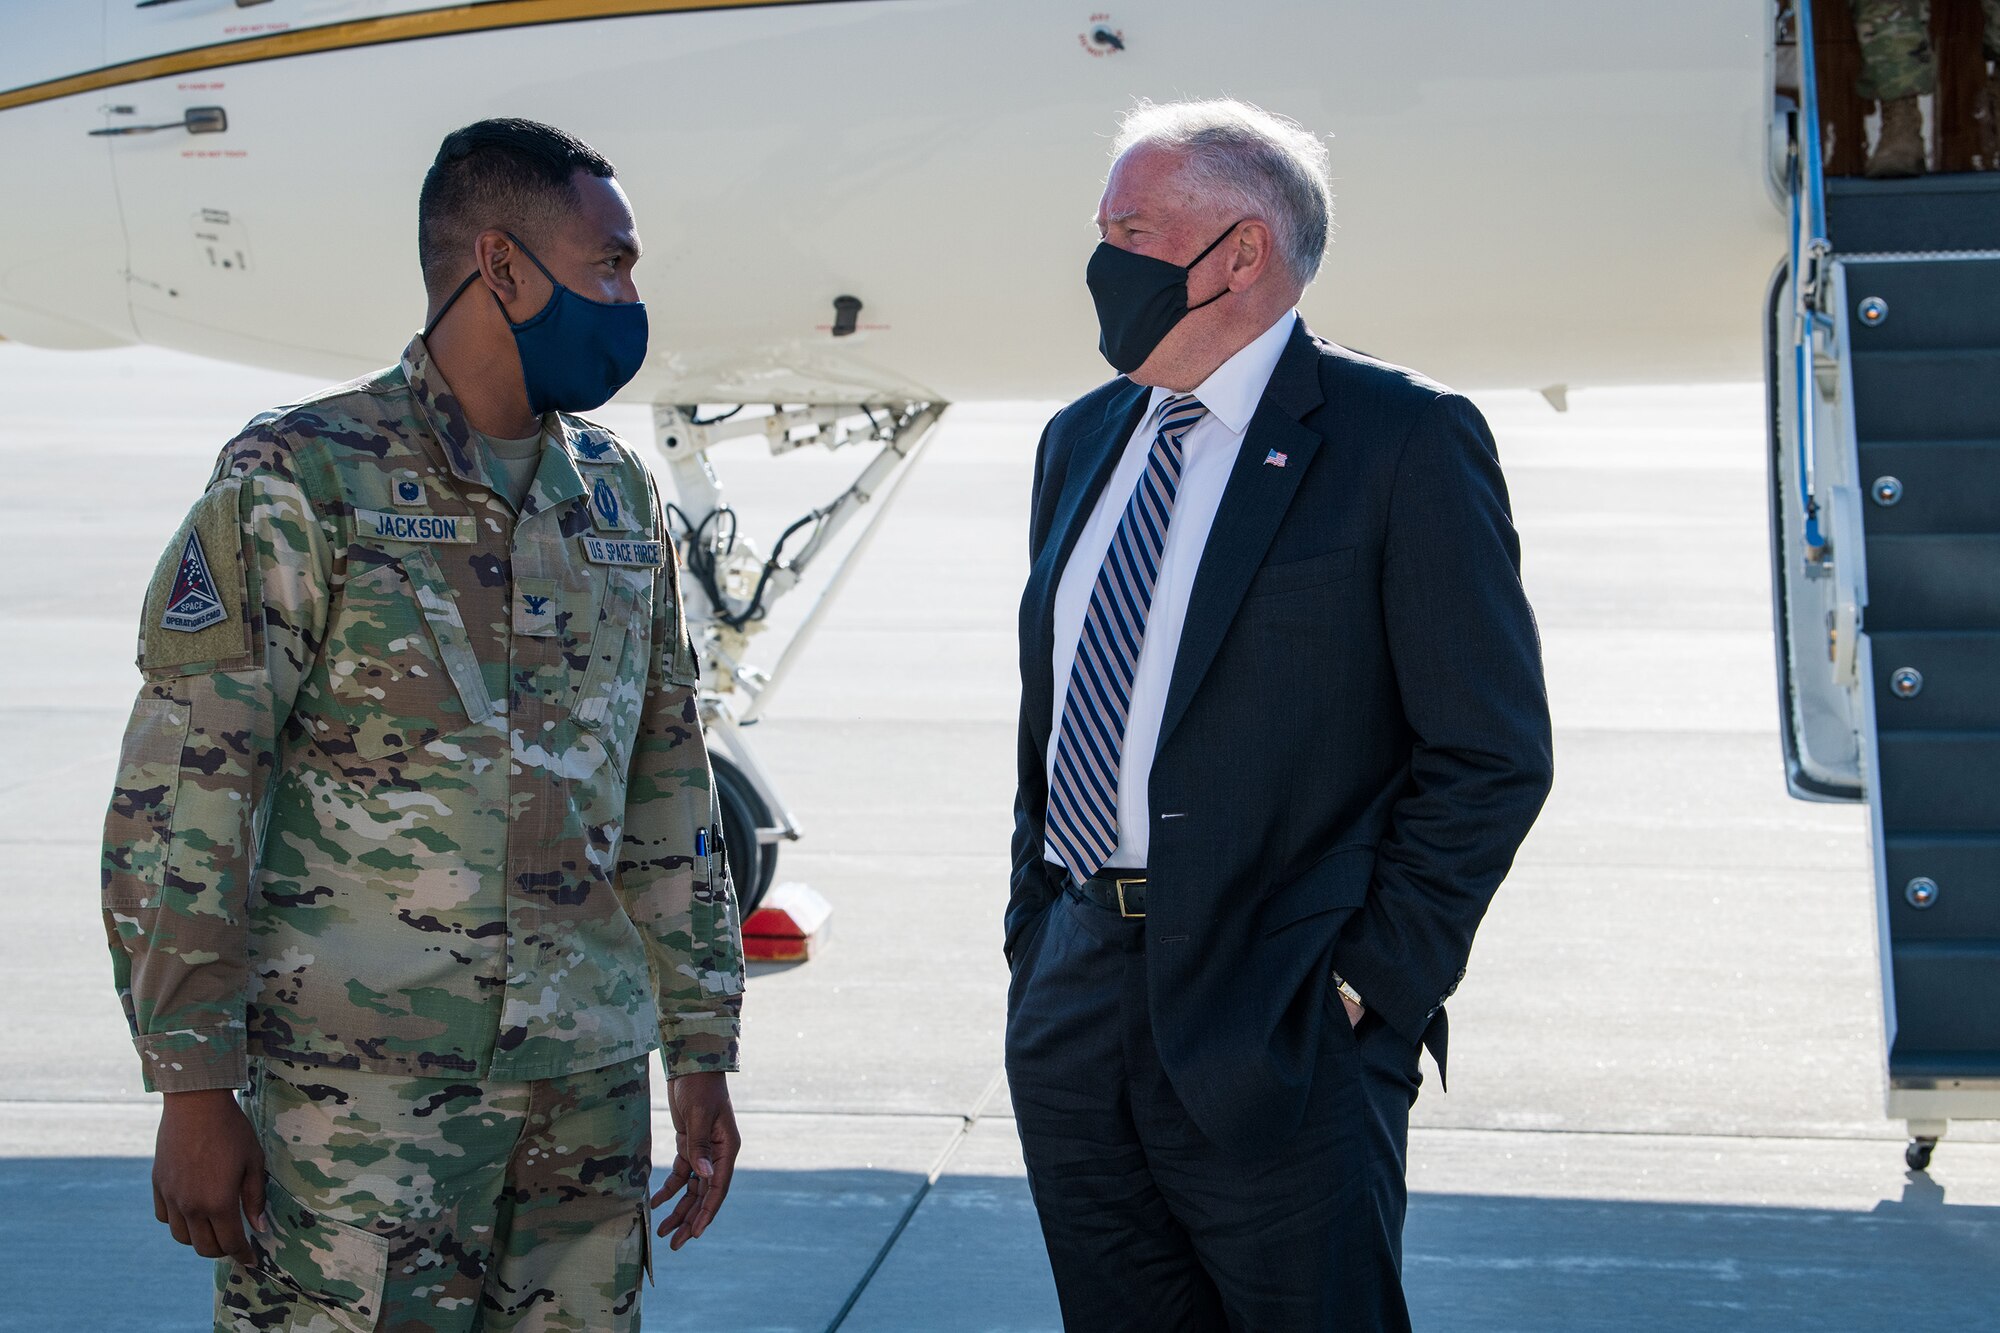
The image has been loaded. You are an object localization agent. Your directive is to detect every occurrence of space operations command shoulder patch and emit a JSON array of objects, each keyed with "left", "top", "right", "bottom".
[
  {"left": 162, "top": 529, "right": 228, "bottom": 632},
  {"left": 355, "top": 509, "right": 475, "bottom": 543},
  {"left": 582, "top": 536, "right": 667, "bottom": 567},
  {"left": 139, "top": 481, "right": 253, "bottom": 675}
]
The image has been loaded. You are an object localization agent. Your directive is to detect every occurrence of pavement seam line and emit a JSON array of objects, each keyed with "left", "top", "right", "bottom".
[
  {"left": 822, "top": 1068, "right": 1008, "bottom": 1333},
  {"left": 7, "top": 1099, "right": 1983, "bottom": 1150}
]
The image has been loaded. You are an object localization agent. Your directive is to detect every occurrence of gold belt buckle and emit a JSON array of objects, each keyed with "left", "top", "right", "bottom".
[{"left": 1115, "top": 876, "right": 1148, "bottom": 919}]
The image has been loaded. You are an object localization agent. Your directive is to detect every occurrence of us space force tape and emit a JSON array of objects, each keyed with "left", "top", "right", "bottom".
[{"left": 582, "top": 536, "right": 667, "bottom": 567}]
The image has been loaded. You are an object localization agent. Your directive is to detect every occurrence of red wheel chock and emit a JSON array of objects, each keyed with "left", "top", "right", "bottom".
[{"left": 742, "top": 883, "right": 833, "bottom": 963}]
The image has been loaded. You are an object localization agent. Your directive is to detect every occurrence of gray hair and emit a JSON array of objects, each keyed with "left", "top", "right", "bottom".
[{"left": 1112, "top": 99, "right": 1333, "bottom": 285}]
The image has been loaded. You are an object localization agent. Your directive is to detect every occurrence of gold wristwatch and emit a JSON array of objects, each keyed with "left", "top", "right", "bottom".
[{"left": 1332, "top": 972, "right": 1364, "bottom": 1009}]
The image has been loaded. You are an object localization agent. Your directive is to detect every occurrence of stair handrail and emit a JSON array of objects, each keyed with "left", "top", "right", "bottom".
[{"left": 1790, "top": 0, "right": 1832, "bottom": 564}]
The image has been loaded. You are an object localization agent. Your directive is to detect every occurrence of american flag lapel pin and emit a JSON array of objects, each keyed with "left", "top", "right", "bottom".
[{"left": 1264, "top": 449, "right": 1288, "bottom": 468}]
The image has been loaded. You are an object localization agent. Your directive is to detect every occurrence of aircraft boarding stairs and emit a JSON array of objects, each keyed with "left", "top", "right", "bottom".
[{"left": 1771, "top": 172, "right": 2000, "bottom": 1170}]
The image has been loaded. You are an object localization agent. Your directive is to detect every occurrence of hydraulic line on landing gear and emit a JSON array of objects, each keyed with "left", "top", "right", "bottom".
[{"left": 670, "top": 496, "right": 832, "bottom": 633}]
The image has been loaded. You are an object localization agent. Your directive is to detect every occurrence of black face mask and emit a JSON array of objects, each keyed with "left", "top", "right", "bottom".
[{"left": 1085, "top": 220, "right": 1245, "bottom": 375}]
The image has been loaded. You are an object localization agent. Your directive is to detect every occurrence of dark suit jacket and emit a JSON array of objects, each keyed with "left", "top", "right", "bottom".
[{"left": 1008, "top": 318, "right": 1554, "bottom": 1146}]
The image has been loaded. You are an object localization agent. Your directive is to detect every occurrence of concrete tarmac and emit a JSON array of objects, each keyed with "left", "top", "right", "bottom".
[{"left": 2, "top": 343, "right": 1996, "bottom": 1331}]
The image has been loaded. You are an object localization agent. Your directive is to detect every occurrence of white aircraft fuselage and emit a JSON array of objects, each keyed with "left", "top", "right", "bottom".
[{"left": 0, "top": 0, "right": 1785, "bottom": 402}]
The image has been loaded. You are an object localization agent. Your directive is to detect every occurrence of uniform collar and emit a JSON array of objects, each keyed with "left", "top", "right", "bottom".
[
  {"left": 522, "top": 421, "right": 590, "bottom": 518},
  {"left": 403, "top": 334, "right": 496, "bottom": 490},
  {"left": 403, "top": 334, "right": 588, "bottom": 514},
  {"left": 1146, "top": 309, "right": 1300, "bottom": 437}
]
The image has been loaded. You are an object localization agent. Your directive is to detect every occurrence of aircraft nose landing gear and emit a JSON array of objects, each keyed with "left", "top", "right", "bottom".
[{"left": 653, "top": 399, "right": 945, "bottom": 932}]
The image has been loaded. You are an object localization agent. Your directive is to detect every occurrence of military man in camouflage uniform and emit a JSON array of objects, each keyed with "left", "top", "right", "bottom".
[
  {"left": 102, "top": 119, "right": 744, "bottom": 1331},
  {"left": 1853, "top": 0, "right": 2000, "bottom": 176}
]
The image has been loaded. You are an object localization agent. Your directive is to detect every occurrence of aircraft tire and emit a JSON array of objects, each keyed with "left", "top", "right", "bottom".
[{"left": 714, "top": 755, "right": 777, "bottom": 916}]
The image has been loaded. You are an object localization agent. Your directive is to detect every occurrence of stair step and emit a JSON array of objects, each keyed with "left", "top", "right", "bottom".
[
  {"left": 1889, "top": 941, "right": 2000, "bottom": 1057},
  {"left": 1858, "top": 440, "right": 2000, "bottom": 535},
  {"left": 1862, "top": 534, "right": 2000, "bottom": 631},
  {"left": 1852, "top": 349, "right": 2000, "bottom": 440},
  {"left": 1846, "top": 258, "right": 2000, "bottom": 352},
  {"left": 1885, "top": 833, "right": 2000, "bottom": 940},
  {"left": 1876, "top": 730, "right": 2000, "bottom": 832},
  {"left": 1871, "top": 633, "right": 2000, "bottom": 728},
  {"left": 1828, "top": 173, "right": 2000, "bottom": 254},
  {"left": 1889, "top": 1050, "right": 2000, "bottom": 1082}
]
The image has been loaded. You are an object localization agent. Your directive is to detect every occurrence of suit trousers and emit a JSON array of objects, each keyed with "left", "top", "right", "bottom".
[{"left": 1004, "top": 887, "right": 1421, "bottom": 1333}]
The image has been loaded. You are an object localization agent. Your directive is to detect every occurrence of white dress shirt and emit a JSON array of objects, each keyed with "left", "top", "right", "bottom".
[{"left": 1046, "top": 310, "right": 1299, "bottom": 870}]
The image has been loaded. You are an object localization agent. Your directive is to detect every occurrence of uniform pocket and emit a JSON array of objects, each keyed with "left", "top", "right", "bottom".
[
  {"left": 397, "top": 547, "right": 497, "bottom": 727},
  {"left": 612, "top": 1197, "right": 653, "bottom": 1319},
  {"left": 303, "top": 543, "right": 494, "bottom": 766},
  {"left": 663, "top": 560, "right": 700, "bottom": 688},
  {"left": 103, "top": 697, "right": 190, "bottom": 909},
  {"left": 667, "top": 633, "right": 701, "bottom": 688},
  {"left": 574, "top": 575, "right": 654, "bottom": 783},
  {"left": 575, "top": 576, "right": 645, "bottom": 729},
  {"left": 250, "top": 1177, "right": 390, "bottom": 1333}
]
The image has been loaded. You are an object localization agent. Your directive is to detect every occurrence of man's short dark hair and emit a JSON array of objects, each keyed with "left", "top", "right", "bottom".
[{"left": 418, "top": 118, "right": 615, "bottom": 295}]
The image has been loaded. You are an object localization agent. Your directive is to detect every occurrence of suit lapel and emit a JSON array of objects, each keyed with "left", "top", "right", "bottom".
[
  {"left": 1156, "top": 322, "right": 1327, "bottom": 750},
  {"left": 1024, "top": 381, "right": 1152, "bottom": 744}
]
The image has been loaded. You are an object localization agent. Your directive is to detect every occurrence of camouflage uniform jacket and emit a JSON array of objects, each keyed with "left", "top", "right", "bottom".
[{"left": 102, "top": 336, "right": 743, "bottom": 1094}]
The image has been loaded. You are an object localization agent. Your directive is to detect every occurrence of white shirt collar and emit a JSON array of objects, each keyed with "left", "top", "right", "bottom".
[{"left": 1147, "top": 310, "right": 1299, "bottom": 437}]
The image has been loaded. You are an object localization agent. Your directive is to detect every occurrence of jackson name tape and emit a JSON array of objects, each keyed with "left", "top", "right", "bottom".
[{"left": 356, "top": 509, "right": 475, "bottom": 543}]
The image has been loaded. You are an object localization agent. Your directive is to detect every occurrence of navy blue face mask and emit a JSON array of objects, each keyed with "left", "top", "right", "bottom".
[
  {"left": 1086, "top": 219, "right": 1244, "bottom": 375},
  {"left": 426, "top": 233, "right": 649, "bottom": 416}
]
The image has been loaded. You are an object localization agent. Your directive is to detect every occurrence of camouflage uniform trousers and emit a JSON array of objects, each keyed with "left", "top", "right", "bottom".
[
  {"left": 1854, "top": 0, "right": 2000, "bottom": 100},
  {"left": 217, "top": 1056, "right": 652, "bottom": 1333}
]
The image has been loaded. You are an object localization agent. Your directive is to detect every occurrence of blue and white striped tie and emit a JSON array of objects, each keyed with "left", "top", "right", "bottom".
[{"left": 1046, "top": 393, "right": 1209, "bottom": 881}]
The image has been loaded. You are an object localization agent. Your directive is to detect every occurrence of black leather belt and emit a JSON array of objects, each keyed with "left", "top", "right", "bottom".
[{"left": 1073, "top": 870, "right": 1149, "bottom": 918}]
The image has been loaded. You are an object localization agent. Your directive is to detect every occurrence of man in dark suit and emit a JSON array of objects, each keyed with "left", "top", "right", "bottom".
[{"left": 1006, "top": 99, "right": 1554, "bottom": 1331}]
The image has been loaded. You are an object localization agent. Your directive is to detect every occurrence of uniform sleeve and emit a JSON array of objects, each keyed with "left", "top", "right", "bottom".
[
  {"left": 616, "top": 494, "right": 744, "bottom": 1078},
  {"left": 101, "top": 448, "right": 331, "bottom": 1093}
]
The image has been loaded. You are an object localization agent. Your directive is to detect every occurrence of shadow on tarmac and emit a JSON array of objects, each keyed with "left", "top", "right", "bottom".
[
  {"left": 12, "top": 1158, "right": 2000, "bottom": 1332},
  {"left": 1405, "top": 1174, "right": 2000, "bottom": 1331},
  {"left": 7, "top": 1158, "right": 930, "bottom": 1333}
]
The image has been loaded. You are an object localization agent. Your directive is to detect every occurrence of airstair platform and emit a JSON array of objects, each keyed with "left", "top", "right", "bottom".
[
  {"left": 1843, "top": 231, "right": 2000, "bottom": 1122},
  {"left": 1827, "top": 172, "right": 2000, "bottom": 254}
]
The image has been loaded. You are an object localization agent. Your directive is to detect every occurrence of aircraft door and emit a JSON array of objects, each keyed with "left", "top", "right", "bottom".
[
  {"left": 100, "top": 1, "right": 461, "bottom": 372},
  {"left": 0, "top": 9, "right": 135, "bottom": 348},
  {"left": 95, "top": 55, "right": 294, "bottom": 368}
]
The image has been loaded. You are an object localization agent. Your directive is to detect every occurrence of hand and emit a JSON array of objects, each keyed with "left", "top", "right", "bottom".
[
  {"left": 154, "top": 1089, "right": 266, "bottom": 1264},
  {"left": 1341, "top": 995, "right": 1365, "bottom": 1029},
  {"left": 651, "top": 1072, "right": 740, "bottom": 1250}
]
